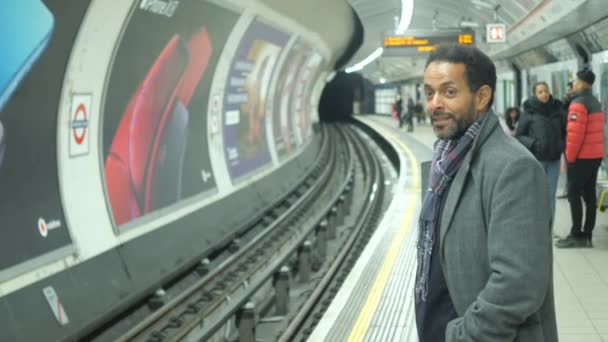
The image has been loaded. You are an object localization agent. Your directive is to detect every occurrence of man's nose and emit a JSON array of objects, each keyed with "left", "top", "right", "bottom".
[{"left": 426, "top": 94, "right": 444, "bottom": 113}]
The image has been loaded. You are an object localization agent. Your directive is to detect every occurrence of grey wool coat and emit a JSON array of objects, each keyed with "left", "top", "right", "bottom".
[{"left": 437, "top": 111, "right": 558, "bottom": 341}]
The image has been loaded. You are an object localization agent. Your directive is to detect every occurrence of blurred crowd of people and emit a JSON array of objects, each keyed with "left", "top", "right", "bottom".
[{"left": 392, "top": 94, "right": 424, "bottom": 132}]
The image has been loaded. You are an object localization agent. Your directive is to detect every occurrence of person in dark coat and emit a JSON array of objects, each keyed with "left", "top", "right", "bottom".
[
  {"left": 406, "top": 95, "right": 415, "bottom": 131},
  {"left": 395, "top": 95, "right": 403, "bottom": 128},
  {"left": 515, "top": 81, "right": 566, "bottom": 224}
]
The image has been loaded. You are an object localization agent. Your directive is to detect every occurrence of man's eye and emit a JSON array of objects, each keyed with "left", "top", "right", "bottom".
[
  {"left": 446, "top": 89, "right": 456, "bottom": 96},
  {"left": 424, "top": 90, "right": 433, "bottom": 97}
]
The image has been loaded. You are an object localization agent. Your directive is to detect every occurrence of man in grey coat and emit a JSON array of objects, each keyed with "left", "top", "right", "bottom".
[{"left": 414, "top": 44, "right": 558, "bottom": 342}]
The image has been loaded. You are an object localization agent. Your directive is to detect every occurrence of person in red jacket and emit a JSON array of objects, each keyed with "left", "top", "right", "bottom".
[{"left": 556, "top": 69, "right": 605, "bottom": 248}]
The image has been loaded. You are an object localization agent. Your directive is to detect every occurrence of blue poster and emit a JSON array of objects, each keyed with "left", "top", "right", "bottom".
[
  {"left": 223, "top": 19, "right": 289, "bottom": 180},
  {"left": 0, "top": 0, "right": 90, "bottom": 274}
]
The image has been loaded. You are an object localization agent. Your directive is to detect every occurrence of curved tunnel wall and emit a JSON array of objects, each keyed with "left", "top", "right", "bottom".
[{"left": 0, "top": 0, "right": 348, "bottom": 340}]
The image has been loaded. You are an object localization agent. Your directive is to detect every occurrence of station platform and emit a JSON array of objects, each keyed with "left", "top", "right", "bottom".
[{"left": 310, "top": 115, "right": 608, "bottom": 342}]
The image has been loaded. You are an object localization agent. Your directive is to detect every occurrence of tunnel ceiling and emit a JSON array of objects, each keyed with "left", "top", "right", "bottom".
[
  {"left": 260, "top": 0, "right": 355, "bottom": 68},
  {"left": 347, "top": 0, "right": 608, "bottom": 83}
]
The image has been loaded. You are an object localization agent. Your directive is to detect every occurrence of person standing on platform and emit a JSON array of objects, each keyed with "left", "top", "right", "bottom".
[
  {"left": 502, "top": 106, "right": 521, "bottom": 136},
  {"left": 515, "top": 81, "right": 566, "bottom": 228},
  {"left": 414, "top": 101, "right": 425, "bottom": 124},
  {"left": 406, "top": 95, "right": 415, "bottom": 132},
  {"left": 555, "top": 69, "right": 605, "bottom": 248},
  {"left": 395, "top": 94, "right": 404, "bottom": 128},
  {"left": 415, "top": 44, "right": 557, "bottom": 342}
]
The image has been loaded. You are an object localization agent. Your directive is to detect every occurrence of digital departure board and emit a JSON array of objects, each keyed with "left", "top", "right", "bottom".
[{"left": 382, "top": 30, "right": 475, "bottom": 56}]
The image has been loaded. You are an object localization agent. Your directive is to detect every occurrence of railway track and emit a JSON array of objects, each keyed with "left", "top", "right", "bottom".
[{"left": 90, "top": 122, "right": 395, "bottom": 342}]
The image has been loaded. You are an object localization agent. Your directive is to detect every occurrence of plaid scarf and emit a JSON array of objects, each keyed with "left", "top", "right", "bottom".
[{"left": 415, "top": 116, "right": 486, "bottom": 303}]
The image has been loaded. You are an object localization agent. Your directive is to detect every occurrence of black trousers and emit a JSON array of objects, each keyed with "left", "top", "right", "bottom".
[
  {"left": 567, "top": 158, "right": 602, "bottom": 237},
  {"left": 406, "top": 113, "right": 414, "bottom": 132}
]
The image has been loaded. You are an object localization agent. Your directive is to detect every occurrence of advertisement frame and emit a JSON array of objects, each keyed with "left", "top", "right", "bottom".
[
  {"left": 0, "top": 0, "right": 88, "bottom": 282},
  {"left": 221, "top": 16, "right": 290, "bottom": 184},
  {"left": 97, "top": 0, "right": 239, "bottom": 235}
]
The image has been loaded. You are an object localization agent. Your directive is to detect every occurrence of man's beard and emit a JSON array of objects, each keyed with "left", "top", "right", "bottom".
[{"left": 431, "top": 104, "right": 477, "bottom": 140}]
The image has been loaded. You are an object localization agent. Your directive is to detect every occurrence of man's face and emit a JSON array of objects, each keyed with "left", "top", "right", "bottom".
[
  {"left": 573, "top": 78, "right": 586, "bottom": 92},
  {"left": 424, "top": 62, "right": 479, "bottom": 139}
]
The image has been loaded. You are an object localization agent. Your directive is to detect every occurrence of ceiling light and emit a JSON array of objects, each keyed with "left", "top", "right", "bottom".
[
  {"left": 380, "top": 77, "right": 386, "bottom": 83},
  {"left": 345, "top": 47, "right": 384, "bottom": 73},
  {"left": 396, "top": 0, "right": 415, "bottom": 33},
  {"left": 471, "top": 0, "right": 495, "bottom": 10},
  {"left": 460, "top": 20, "right": 479, "bottom": 28}
]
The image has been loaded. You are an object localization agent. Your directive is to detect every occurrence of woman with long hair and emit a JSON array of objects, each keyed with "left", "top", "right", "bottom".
[{"left": 503, "top": 107, "right": 520, "bottom": 136}]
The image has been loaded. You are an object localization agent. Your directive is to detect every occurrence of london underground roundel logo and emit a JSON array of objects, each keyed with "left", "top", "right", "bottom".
[
  {"left": 38, "top": 218, "right": 48, "bottom": 237},
  {"left": 72, "top": 103, "right": 88, "bottom": 145}
]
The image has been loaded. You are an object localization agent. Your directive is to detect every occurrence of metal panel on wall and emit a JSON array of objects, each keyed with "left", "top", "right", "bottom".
[
  {"left": 591, "top": 50, "right": 608, "bottom": 112},
  {"left": 494, "top": 74, "right": 516, "bottom": 116},
  {"left": 591, "top": 50, "right": 608, "bottom": 177},
  {"left": 374, "top": 88, "right": 397, "bottom": 115}
]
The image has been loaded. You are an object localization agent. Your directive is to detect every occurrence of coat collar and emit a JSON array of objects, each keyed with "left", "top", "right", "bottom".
[
  {"left": 573, "top": 88, "right": 593, "bottom": 100},
  {"left": 438, "top": 110, "right": 499, "bottom": 249}
]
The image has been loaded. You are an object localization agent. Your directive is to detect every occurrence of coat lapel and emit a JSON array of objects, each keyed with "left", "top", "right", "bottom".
[{"left": 439, "top": 112, "right": 499, "bottom": 250}]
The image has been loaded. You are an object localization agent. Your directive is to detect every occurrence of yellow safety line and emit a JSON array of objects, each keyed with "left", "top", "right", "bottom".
[
  {"left": 598, "top": 188, "right": 608, "bottom": 211},
  {"left": 346, "top": 119, "right": 421, "bottom": 342}
]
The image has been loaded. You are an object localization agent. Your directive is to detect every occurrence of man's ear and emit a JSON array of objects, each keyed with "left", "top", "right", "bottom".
[{"left": 475, "top": 85, "right": 492, "bottom": 112}]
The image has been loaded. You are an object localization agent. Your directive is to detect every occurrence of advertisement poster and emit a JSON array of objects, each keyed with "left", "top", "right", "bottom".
[
  {"left": 0, "top": 0, "right": 91, "bottom": 273},
  {"left": 102, "top": 1, "right": 239, "bottom": 228},
  {"left": 292, "top": 51, "right": 324, "bottom": 145},
  {"left": 272, "top": 39, "right": 308, "bottom": 160},
  {"left": 223, "top": 19, "right": 289, "bottom": 180},
  {"left": 301, "top": 52, "right": 325, "bottom": 140}
]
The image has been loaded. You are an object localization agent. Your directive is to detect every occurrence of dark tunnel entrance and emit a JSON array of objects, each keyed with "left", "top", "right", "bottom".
[{"left": 318, "top": 71, "right": 374, "bottom": 122}]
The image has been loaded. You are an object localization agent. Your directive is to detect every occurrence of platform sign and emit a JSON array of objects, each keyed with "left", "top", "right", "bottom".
[
  {"left": 486, "top": 24, "right": 506, "bottom": 43},
  {"left": 383, "top": 30, "right": 474, "bottom": 56}
]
